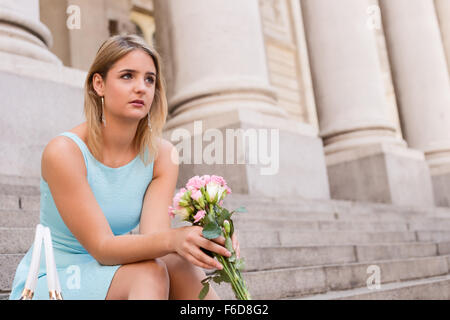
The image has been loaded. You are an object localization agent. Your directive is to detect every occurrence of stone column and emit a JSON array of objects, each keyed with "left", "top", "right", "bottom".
[
  {"left": 379, "top": 0, "right": 450, "bottom": 206},
  {"left": 434, "top": 0, "right": 450, "bottom": 75},
  {"left": 301, "top": 0, "right": 434, "bottom": 206},
  {"left": 0, "top": 0, "right": 61, "bottom": 64},
  {"left": 0, "top": 0, "right": 85, "bottom": 178},
  {"left": 153, "top": 0, "right": 331, "bottom": 199}
]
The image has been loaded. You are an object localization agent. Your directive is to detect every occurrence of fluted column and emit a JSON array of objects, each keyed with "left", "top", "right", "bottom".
[
  {"left": 154, "top": 0, "right": 287, "bottom": 129},
  {"left": 0, "top": 0, "right": 61, "bottom": 64},
  {"left": 301, "top": 0, "right": 434, "bottom": 206},
  {"left": 153, "top": 0, "right": 331, "bottom": 199},
  {"left": 379, "top": 0, "right": 450, "bottom": 206},
  {"left": 434, "top": 0, "right": 450, "bottom": 75}
]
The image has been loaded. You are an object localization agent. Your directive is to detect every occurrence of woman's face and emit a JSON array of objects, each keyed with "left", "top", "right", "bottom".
[{"left": 93, "top": 49, "right": 157, "bottom": 124}]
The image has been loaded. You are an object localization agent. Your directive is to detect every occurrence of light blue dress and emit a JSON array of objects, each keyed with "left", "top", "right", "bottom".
[{"left": 9, "top": 132, "right": 154, "bottom": 300}]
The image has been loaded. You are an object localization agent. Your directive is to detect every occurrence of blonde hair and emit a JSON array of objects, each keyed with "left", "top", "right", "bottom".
[{"left": 84, "top": 34, "right": 168, "bottom": 166}]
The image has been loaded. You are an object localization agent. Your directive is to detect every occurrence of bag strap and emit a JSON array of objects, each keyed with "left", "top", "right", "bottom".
[
  {"left": 19, "top": 224, "right": 63, "bottom": 300},
  {"left": 43, "top": 226, "right": 63, "bottom": 300}
]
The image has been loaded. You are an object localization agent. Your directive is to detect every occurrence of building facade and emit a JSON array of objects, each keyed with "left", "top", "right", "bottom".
[{"left": 1, "top": 0, "right": 450, "bottom": 207}]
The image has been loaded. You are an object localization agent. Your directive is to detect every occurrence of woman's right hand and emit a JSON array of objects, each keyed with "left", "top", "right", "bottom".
[{"left": 172, "top": 226, "right": 232, "bottom": 270}]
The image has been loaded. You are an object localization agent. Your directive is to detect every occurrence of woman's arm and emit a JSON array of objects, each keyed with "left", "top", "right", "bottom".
[
  {"left": 42, "top": 136, "right": 176, "bottom": 266},
  {"left": 99, "top": 138, "right": 181, "bottom": 265},
  {"left": 138, "top": 138, "right": 231, "bottom": 270}
]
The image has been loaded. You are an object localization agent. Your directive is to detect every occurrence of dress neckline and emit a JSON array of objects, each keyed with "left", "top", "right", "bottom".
[{"left": 64, "top": 132, "right": 140, "bottom": 170}]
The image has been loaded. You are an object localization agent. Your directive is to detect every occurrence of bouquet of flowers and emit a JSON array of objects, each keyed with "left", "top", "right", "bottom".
[{"left": 168, "top": 175, "right": 252, "bottom": 300}]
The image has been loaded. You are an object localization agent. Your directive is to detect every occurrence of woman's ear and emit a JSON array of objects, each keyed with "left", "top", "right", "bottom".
[{"left": 92, "top": 73, "right": 105, "bottom": 96}]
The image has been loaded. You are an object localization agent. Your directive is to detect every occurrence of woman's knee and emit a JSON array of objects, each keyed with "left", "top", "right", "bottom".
[
  {"left": 134, "top": 259, "right": 169, "bottom": 285},
  {"left": 162, "top": 253, "right": 207, "bottom": 279},
  {"left": 106, "top": 259, "right": 169, "bottom": 300}
]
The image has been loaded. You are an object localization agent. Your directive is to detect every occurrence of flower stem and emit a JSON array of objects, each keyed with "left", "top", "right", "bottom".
[{"left": 214, "top": 254, "right": 251, "bottom": 300}]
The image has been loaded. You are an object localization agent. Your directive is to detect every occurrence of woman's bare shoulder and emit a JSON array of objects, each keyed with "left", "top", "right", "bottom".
[
  {"left": 153, "top": 138, "right": 179, "bottom": 179},
  {"left": 41, "top": 124, "right": 87, "bottom": 182}
]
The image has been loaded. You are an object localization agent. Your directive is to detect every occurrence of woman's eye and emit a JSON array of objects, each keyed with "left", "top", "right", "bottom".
[
  {"left": 146, "top": 77, "right": 155, "bottom": 84},
  {"left": 121, "top": 73, "right": 132, "bottom": 79}
]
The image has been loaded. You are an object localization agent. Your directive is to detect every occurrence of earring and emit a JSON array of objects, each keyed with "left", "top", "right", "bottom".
[
  {"left": 147, "top": 112, "right": 152, "bottom": 132},
  {"left": 101, "top": 96, "right": 106, "bottom": 127}
]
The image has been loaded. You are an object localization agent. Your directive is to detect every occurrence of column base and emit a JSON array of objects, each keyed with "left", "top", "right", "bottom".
[
  {"left": 0, "top": 52, "right": 85, "bottom": 178},
  {"left": 326, "top": 143, "right": 435, "bottom": 206},
  {"left": 430, "top": 165, "right": 450, "bottom": 207},
  {"left": 0, "top": 7, "right": 61, "bottom": 65},
  {"left": 163, "top": 108, "right": 331, "bottom": 199}
]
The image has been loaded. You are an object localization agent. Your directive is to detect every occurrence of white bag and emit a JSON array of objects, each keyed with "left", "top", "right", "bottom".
[{"left": 20, "top": 224, "right": 63, "bottom": 300}]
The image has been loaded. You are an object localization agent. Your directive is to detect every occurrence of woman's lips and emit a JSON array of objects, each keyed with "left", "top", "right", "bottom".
[{"left": 130, "top": 100, "right": 144, "bottom": 107}]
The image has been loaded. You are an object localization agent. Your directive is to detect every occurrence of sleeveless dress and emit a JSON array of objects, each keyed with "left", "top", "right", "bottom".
[{"left": 9, "top": 131, "right": 154, "bottom": 300}]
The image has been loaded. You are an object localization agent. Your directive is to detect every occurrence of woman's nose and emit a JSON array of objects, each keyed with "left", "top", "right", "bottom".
[{"left": 134, "top": 77, "right": 147, "bottom": 92}]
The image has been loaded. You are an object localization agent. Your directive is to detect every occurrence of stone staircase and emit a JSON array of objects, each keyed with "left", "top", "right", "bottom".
[{"left": 1, "top": 174, "right": 450, "bottom": 300}]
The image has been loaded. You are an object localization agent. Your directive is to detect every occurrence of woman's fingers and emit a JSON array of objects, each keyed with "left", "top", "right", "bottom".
[
  {"left": 211, "top": 235, "right": 226, "bottom": 246},
  {"left": 199, "top": 237, "right": 231, "bottom": 258},
  {"left": 185, "top": 252, "right": 216, "bottom": 270},
  {"left": 191, "top": 246, "right": 223, "bottom": 270}
]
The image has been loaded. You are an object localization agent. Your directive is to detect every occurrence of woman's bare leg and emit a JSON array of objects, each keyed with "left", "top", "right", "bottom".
[
  {"left": 105, "top": 258, "right": 170, "bottom": 300},
  {"left": 160, "top": 253, "right": 221, "bottom": 300}
]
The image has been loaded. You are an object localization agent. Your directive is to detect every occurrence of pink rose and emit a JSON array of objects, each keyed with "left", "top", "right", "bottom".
[
  {"left": 191, "top": 189, "right": 203, "bottom": 201},
  {"left": 186, "top": 176, "right": 205, "bottom": 190},
  {"left": 202, "top": 175, "right": 211, "bottom": 185},
  {"left": 168, "top": 206, "right": 175, "bottom": 219},
  {"left": 193, "top": 210, "right": 206, "bottom": 223},
  {"left": 173, "top": 192, "right": 183, "bottom": 208},
  {"left": 173, "top": 187, "right": 189, "bottom": 207},
  {"left": 211, "top": 175, "right": 226, "bottom": 186}
]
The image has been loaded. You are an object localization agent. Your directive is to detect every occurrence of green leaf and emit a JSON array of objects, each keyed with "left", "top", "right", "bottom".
[
  {"left": 225, "top": 236, "right": 233, "bottom": 253},
  {"left": 229, "top": 252, "right": 236, "bottom": 263},
  {"left": 201, "top": 276, "right": 212, "bottom": 285},
  {"left": 235, "top": 258, "right": 245, "bottom": 271},
  {"left": 198, "top": 282, "right": 210, "bottom": 300},
  {"left": 206, "top": 211, "right": 215, "bottom": 224},
  {"left": 212, "top": 275, "right": 223, "bottom": 284},
  {"left": 229, "top": 219, "right": 234, "bottom": 237},
  {"left": 221, "top": 208, "right": 231, "bottom": 221},
  {"left": 217, "top": 268, "right": 231, "bottom": 283},
  {"left": 232, "top": 206, "right": 247, "bottom": 214},
  {"left": 202, "top": 221, "right": 222, "bottom": 239}
]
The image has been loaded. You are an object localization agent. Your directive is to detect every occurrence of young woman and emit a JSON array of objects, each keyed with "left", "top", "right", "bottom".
[{"left": 9, "top": 34, "right": 240, "bottom": 300}]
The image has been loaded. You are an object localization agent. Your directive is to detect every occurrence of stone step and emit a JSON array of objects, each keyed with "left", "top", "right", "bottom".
[
  {"left": 0, "top": 174, "right": 40, "bottom": 187},
  {"left": 0, "top": 209, "right": 40, "bottom": 228},
  {"left": 233, "top": 217, "right": 410, "bottom": 232},
  {"left": 228, "top": 201, "right": 450, "bottom": 221},
  {"left": 241, "top": 242, "right": 450, "bottom": 272},
  {"left": 0, "top": 194, "right": 40, "bottom": 211},
  {"left": 0, "top": 226, "right": 429, "bottom": 255},
  {"left": 417, "top": 230, "right": 450, "bottom": 242},
  {"left": 4, "top": 205, "right": 450, "bottom": 233},
  {"left": 0, "top": 228, "right": 34, "bottom": 254},
  {"left": 0, "top": 184, "right": 40, "bottom": 196},
  {"left": 3, "top": 193, "right": 450, "bottom": 228},
  {"left": 408, "top": 219, "right": 450, "bottom": 231},
  {"left": 5, "top": 191, "right": 450, "bottom": 222},
  {"left": 293, "top": 273, "right": 450, "bottom": 300},
  {"left": 225, "top": 193, "right": 450, "bottom": 215},
  {"left": 0, "top": 195, "right": 20, "bottom": 210},
  {"left": 2, "top": 178, "right": 450, "bottom": 217},
  {"left": 235, "top": 229, "right": 419, "bottom": 246},
  {"left": 0, "top": 254, "right": 24, "bottom": 291},
  {"left": 211, "top": 255, "right": 450, "bottom": 300},
  {"left": 0, "top": 292, "right": 10, "bottom": 300}
]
